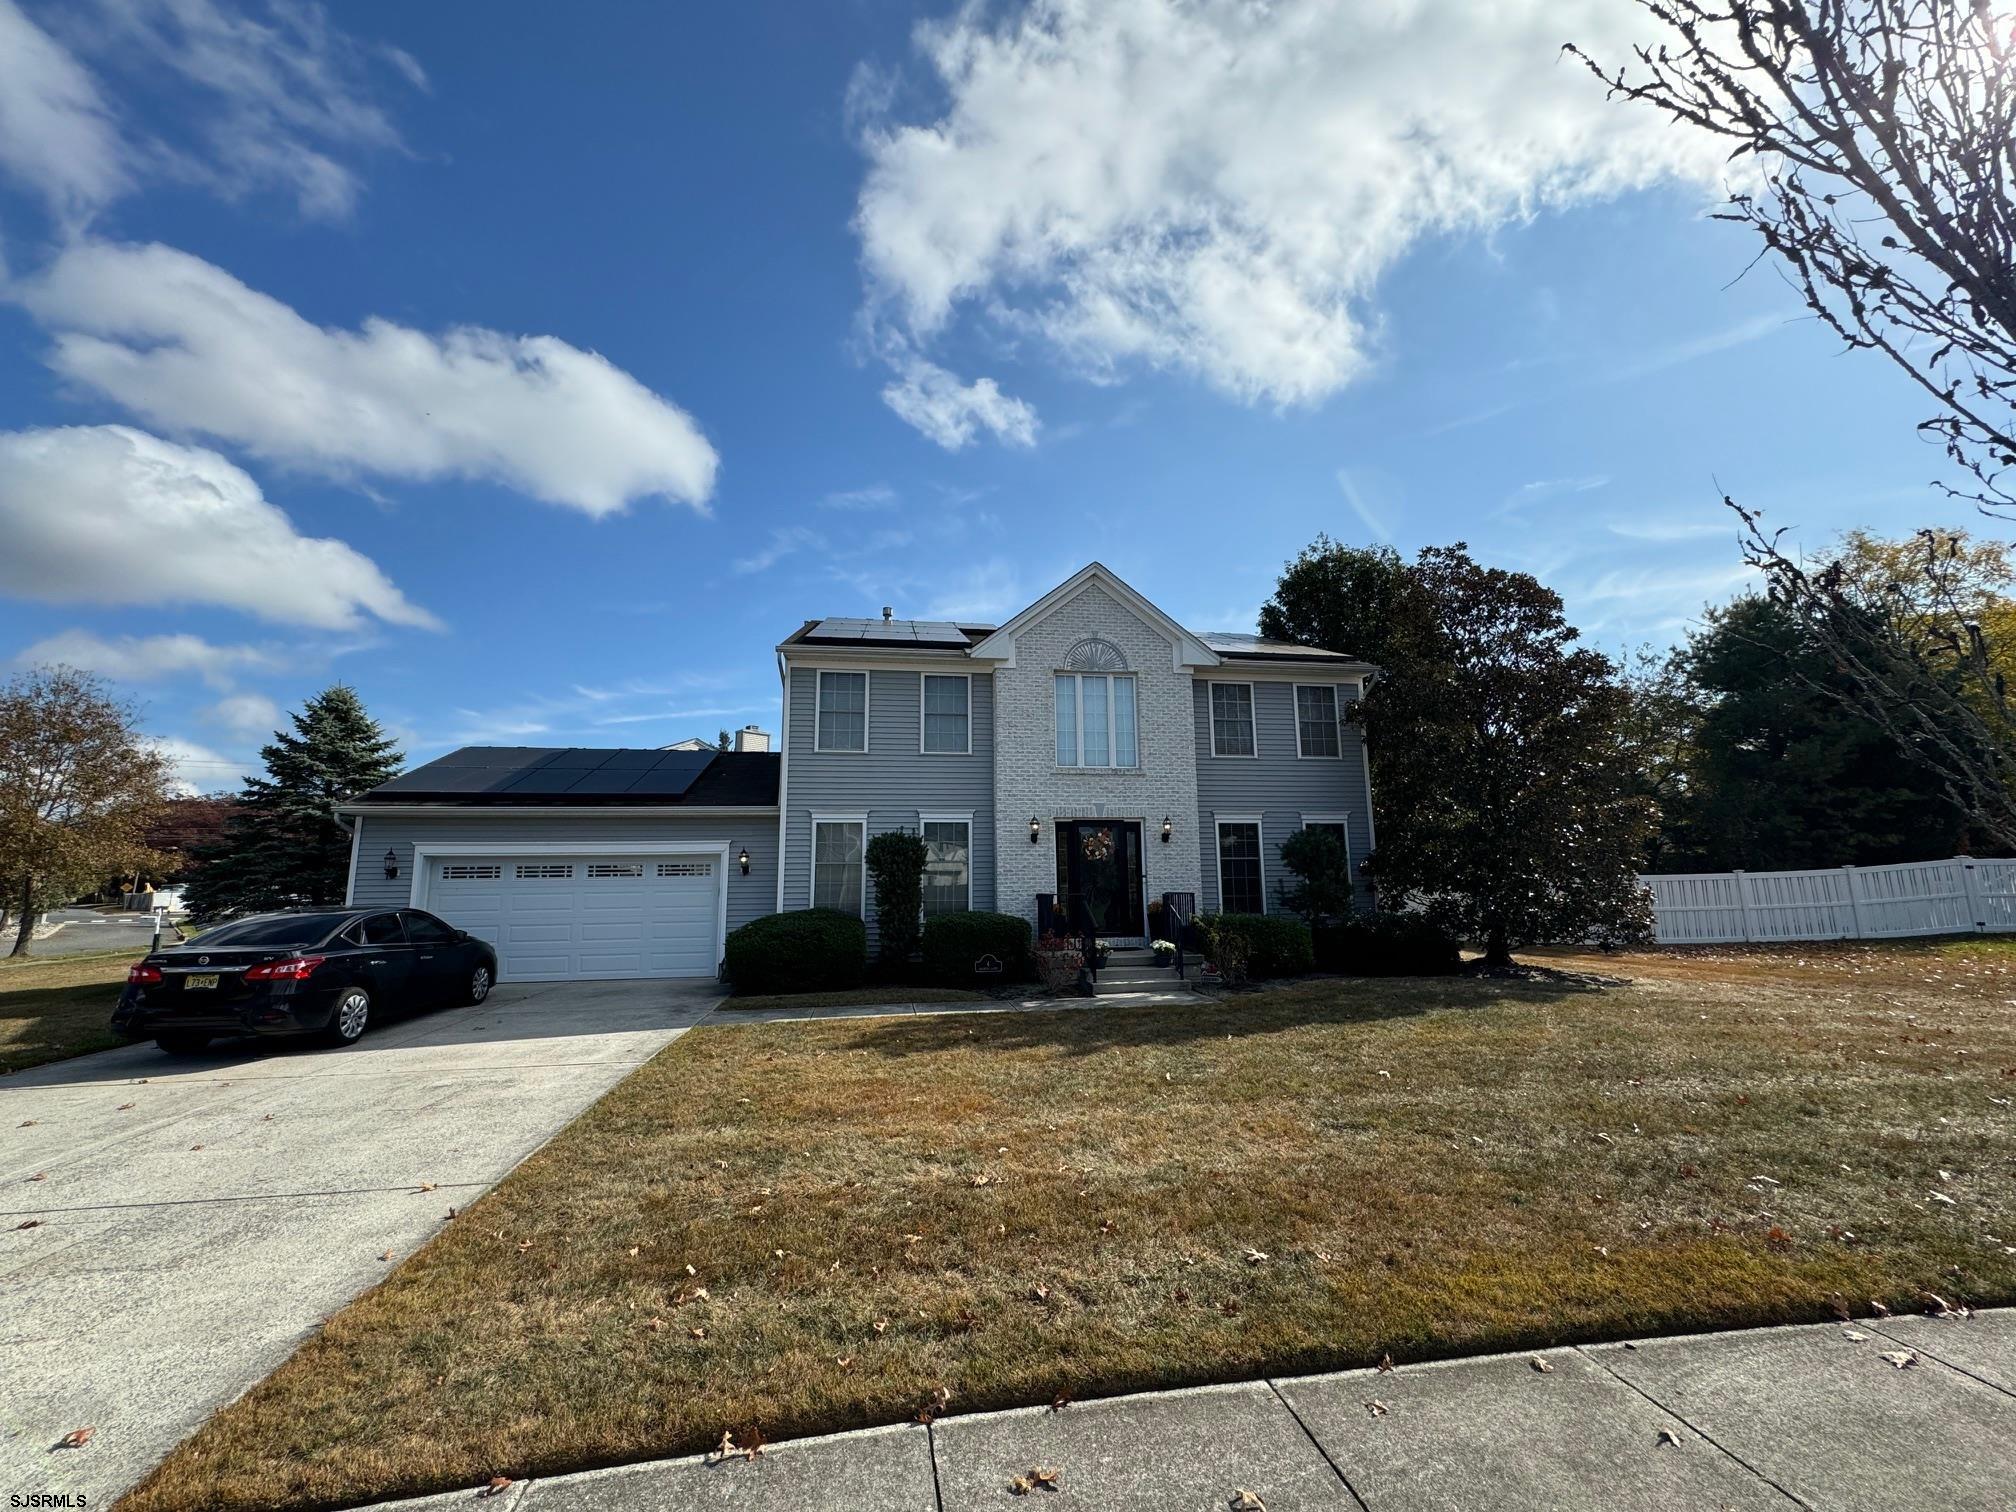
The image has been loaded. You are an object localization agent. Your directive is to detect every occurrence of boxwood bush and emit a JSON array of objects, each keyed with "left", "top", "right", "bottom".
[
  {"left": 723, "top": 908, "right": 867, "bottom": 995},
  {"left": 1197, "top": 912, "right": 1315, "bottom": 980},
  {"left": 921, "top": 910, "right": 1033, "bottom": 985},
  {"left": 1313, "top": 912, "right": 1461, "bottom": 976}
]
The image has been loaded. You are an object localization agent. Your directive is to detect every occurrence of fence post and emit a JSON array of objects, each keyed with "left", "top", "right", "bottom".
[
  {"left": 1959, "top": 855, "right": 1986, "bottom": 932},
  {"left": 1732, "top": 869, "right": 1754, "bottom": 943},
  {"left": 1842, "top": 866, "right": 1867, "bottom": 940}
]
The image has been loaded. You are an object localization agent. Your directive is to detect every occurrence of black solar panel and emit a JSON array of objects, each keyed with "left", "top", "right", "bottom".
[{"left": 371, "top": 745, "right": 725, "bottom": 801}]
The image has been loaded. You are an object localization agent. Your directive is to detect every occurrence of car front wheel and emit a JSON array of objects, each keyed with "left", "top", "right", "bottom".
[
  {"left": 465, "top": 964, "right": 493, "bottom": 1004},
  {"left": 322, "top": 986, "right": 371, "bottom": 1047}
]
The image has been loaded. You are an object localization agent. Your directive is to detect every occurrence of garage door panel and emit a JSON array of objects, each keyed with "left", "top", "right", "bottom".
[{"left": 425, "top": 850, "right": 722, "bottom": 983}]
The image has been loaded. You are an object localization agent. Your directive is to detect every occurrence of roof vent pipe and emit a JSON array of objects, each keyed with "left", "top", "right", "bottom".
[{"left": 882, "top": 606, "right": 893, "bottom": 621}]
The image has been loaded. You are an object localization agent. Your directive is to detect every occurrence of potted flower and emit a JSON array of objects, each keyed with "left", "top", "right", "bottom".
[{"left": 1151, "top": 939, "right": 1177, "bottom": 967}]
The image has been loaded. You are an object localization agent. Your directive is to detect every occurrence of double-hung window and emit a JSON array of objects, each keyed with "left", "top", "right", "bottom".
[
  {"left": 816, "top": 671, "right": 868, "bottom": 752},
  {"left": 1295, "top": 685, "right": 1343, "bottom": 759},
  {"left": 1210, "top": 683, "right": 1257, "bottom": 757},
  {"left": 812, "top": 818, "right": 865, "bottom": 915},
  {"left": 1055, "top": 673, "right": 1137, "bottom": 768},
  {"left": 920, "top": 818, "right": 971, "bottom": 916},
  {"left": 921, "top": 675, "right": 970, "bottom": 754},
  {"left": 1217, "top": 820, "right": 1265, "bottom": 915}
]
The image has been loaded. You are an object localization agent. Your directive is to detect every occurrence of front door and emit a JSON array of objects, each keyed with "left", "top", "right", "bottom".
[{"left": 1056, "top": 821, "right": 1145, "bottom": 938}]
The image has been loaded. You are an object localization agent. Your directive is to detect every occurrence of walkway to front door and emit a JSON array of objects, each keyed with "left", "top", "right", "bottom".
[{"left": 1055, "top": 819, "right": 1145, "bottom": 937}]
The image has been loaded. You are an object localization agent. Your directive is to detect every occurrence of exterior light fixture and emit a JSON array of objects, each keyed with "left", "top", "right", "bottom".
[
  {"left": 1029, "top": 816, "right": 1041, "bottom": 844},
  {"left": 737, "top": 846, "right": 751, "bottom": 876},
  {"left": 382, "top": 848, "right": 400, "bottom": 880},
  {"left": 1160, "top": 815, "right": 1173, "bottom": 844}
]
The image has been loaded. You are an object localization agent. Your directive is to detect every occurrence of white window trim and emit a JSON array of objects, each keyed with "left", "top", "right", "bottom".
[
  {"left": 1055, "top": 671, "right": 1140, "bottom": 770},
  {"left": 1300, "top": 812, "right": 1353, "bottom": 873},
  {"left": 814, "top": 669, "right": 872, "bottom": 754},
  {"left": 343, "top": 815, "right": 363, "bottom": 905},
  {"left": 406, "top": 842, "right": 731, "bottom": 970},
  {"left": 1208, "top": 680, "right": 1261, "bottom": 759},
  {"left": 1293, "top": 682, "right": 1347, "bottom": 760},
  {"left": 918, "top": 672, "right": 973, "bottom": 756},
  {"left": 809, "top": 811, "right": 869, "bottom": 917},
  {"left": 918, "top": 811, "right": 974, "bottom": 915},
  {"left": 1213, "top": 814, "right": 1267, "bottom": 915}
]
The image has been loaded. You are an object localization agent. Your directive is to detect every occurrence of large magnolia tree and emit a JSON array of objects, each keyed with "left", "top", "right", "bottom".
[
  {"left": 1351, "top": 546, "right": 1656, "bottom": 968},
  {"left": 0, "top": 667, "right": 174, "bottom": 956}
]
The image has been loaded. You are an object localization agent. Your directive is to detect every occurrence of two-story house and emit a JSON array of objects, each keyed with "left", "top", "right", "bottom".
[{"left": 341, "top": 563, "right": 1377, "bottom": 982}]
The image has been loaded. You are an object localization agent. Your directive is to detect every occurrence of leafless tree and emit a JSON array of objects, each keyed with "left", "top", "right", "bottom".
[{"left": 1574, "top": 2, "right": 2016, "bottom": 845}]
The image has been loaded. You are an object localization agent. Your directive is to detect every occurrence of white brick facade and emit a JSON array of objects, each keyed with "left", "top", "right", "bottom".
[{"left": 991, "top": 583, "right": 1203, "bottom": 938}]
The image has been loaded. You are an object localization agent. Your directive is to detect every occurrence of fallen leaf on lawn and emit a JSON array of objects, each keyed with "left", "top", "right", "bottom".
[
  {"left": 52, "top": 1427, "right": 95, "bottom": 1450},
  {"left": 1049, "top": 1389, "right": 1072, "bottom": 1412},
  {"left": 1923, "top": 1292, "right": 1958, "bottom": 1316},
  {"left": 1930, "top": 1192, "right": 1957, "bottom": 1206},
  {"left": 1843, "top": 1329, "right": 1869, "bottom": 1342},
  {"left": 705, "top": 1430, "right": 763, "bottom": 1464},
  {"left": 1377, "top": 1353, "right": 1394, "bottom": 1373},
  {"left": 1656, "top": 1429, "right": 1682, "bottom": 1447},
  {"left": 628, "top": 1246, "right": 640, "bottom": 1257},
  {"left": 1230, "top": 1492, "right": 1267, "bottom": 1511},
  {"left": 1871, "top": 1300, "right": 1892, "bottom": 1317},
  {"left": 1031, "top": 1285, "right": 1051, "bottom": 1302},
  {"left": 415, "top": 1182, "right": 437, "bottom": 1193},
  {"left": 27, "top": 1172, "right": 47, "bottom": 1182},
  {"left": 872, "top": 1318, "right": 888, "bottom": 1334},
  {"left": 378, "top": 1250, "right": 394, "bottom": 1262},
  {"left": 18, "top": 1120, "right": 36, "bottom": 1128},
  {"left": 477, "top": 1476, "right": 513, "bottom": 1498},
  {"left": 517, "top": 1240, "right": 533, "bottom": 1251},
  {"left": 689, "top": 1327, "right": 708, "bottom": 1340},
  {"left": 17, "top": 1219, "right": 43, "bottom": 1230},
  {"left": 835, "top": 1355, "right": 855, "bottom": 1369},
  {"left": 1939, "top": 1169, "right": 1955, "bottom": 1183},
  {"left": 116, "top": 1103, "right": 134, "bottom": 1111},
  {"left": 1879, "top": 1350, "right": 1918, "bottom": 1369},
  {"left": 1243, "top": 1248, "right": 1269, "bottom": 1264},
  {"left": 1365, "top": 1399, "right": 1389, "bottom": 1418},
  {"left": 970, "top": 1173, "right": 991, "bottom": 1186},
  {"left": 1530, "top": 1357, "right": 1554, "bottom": 1373},
  {"left": 1749, "top": 1174, "right": 1782, "bottom": 1187},
  {"left": 644, "top": 1317, "right": 664, "bottom": 1332}
]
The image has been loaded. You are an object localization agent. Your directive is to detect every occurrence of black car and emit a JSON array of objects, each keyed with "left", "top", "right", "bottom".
[{"left": 113, "top": 908, "right": 500, "bottom": 1055}]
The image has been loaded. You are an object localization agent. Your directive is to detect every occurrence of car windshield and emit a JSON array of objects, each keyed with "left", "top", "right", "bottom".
[{"left": 188, "top": 913, "right": 352, "bottom": 948}]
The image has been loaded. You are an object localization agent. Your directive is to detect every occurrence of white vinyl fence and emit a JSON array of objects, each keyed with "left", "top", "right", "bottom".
[{"left": 1639, "top": 855, "right": 2016, "bottom": 945}]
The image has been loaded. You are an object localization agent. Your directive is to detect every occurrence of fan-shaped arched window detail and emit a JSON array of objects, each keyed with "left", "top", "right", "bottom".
[{"left": 1063, "top": 636, "right": 1128, "bottom": 672}]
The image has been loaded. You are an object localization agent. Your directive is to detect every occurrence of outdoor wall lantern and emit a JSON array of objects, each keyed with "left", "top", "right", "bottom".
[
  {"left": 382, "top": 849, "right": 399, "bottom": 880},
  {"left": 1160, "top": 815, "right": 1173, "bottom": 844},
  {"left": 737, "top": 846, "right": 751, "bottom": 876},
  {"left": 1029, "top": 816, "right": 1042, "bottom": 844}
]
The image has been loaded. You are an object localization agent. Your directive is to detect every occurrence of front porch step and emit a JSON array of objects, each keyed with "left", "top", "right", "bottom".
[{"left": 1094, "top": 971, "right": 1189, "bottom": 993}]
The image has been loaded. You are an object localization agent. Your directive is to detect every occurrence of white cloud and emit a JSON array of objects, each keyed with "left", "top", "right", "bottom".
[
  {"left": 1335, "top": 469, "right": 1392, "bottom": 544},
  {"left": 0, "top": 0, "right": 420, "bottom": 223},
  {"left": 13, "top": 628, "right": 277, "bottom": 687},
  {"left": 19, "top": 240, "right": 721, "bottom": 516},
  {"left": 202, "top": 691, "right": 281, "bottom": 739},
  {"left": 817, "top": 483, "right": 899, "bottom": 511},
  {"left": 0, "top": 0, "right": 126, "bottom": 220},
  {"left": 881, "top": 354, "right": 1038, "bottom": 450},
  {"left": 0, "top": 424, "right": 437, "bottom": 630},
  {"left": 734, "top": 525, "right": 825, "bottom": 575},
  {"left": 148, "top": 734, "right": 253, "bottom": 795},
  {"left": 922, "top": 559, "right": 1023, "bottom": 621},
  {"left": 855, "top": 0, "right": 1729, "bottom": 411}
]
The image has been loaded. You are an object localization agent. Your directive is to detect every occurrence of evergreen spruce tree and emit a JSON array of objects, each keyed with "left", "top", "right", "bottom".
[{"left": 184, "top": 687, "right": 402, "bottom": 920}]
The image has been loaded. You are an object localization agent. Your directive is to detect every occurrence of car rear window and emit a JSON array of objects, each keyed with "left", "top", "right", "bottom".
[{"left": 193, "top": 913, "right": 352, "bottom": 947}]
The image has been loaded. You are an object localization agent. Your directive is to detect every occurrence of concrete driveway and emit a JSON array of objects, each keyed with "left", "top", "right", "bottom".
[{"left": 0, "top": 978, "right": 720, "bottom": 1507}]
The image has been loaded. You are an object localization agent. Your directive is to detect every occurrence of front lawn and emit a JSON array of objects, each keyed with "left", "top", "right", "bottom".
[
  {"left": 0, "top": 948, "right": 142, "bottom": 1073},
  {"left": 721, "top": 985, "right": 991, "bottom": 1012},
  {"left": 123, "top": 942, "right": 2016, "bottom": 1512}
]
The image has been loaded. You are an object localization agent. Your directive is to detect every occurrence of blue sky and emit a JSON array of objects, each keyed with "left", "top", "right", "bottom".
[{"left": 0, "top": 0, "right": 1961, "bottom": 792}]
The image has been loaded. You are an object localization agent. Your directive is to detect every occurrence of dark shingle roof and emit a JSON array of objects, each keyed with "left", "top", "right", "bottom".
[
  {"left": 359, "top": 747, "right": 780, "bottom": 806},
  {"left": 1195, "top": 631, "right": 1359, "bottom": 663}
]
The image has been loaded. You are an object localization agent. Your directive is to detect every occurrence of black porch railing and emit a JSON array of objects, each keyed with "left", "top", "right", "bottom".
[{"left": 1160, "top": 891, "right": 1196, "bottom": 981}]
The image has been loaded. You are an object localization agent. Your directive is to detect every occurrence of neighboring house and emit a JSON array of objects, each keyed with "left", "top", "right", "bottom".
[{"left": 341, "top": 562, "right": 1377, "bottom": 983}]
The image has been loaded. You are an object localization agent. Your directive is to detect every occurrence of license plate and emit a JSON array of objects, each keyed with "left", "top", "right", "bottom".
[{"left": 185, "top": 974, "right": 220, "bottom": 990}]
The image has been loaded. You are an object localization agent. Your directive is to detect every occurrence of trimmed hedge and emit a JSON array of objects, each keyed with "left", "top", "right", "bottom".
[
  {"left": 1313, "top": 912, "right": 1462, "bottom": 976},
  {"left": 723, "top": 908, "right": 867, "bottom": 995},
  {"left": 1197, "top": 912, "right": 1315, "bottom": 980},
  {"left": 921, "top": 910, "right": 1033, "bottom": 985}
]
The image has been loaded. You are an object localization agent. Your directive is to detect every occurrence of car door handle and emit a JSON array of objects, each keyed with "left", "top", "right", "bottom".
[
  {"left": 418, "top": 954, "right": 434, "bottom": 960},
  {"left": 370, "top": 958, "right": 387, "bottom": 965}
]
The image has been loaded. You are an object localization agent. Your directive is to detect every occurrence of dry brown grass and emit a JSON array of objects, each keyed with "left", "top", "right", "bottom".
[
  {"left": 121, "top": 941, "right": 2016, "bottom": 1512},
  {"left": 721, "top": 985, "right": 989, "bottom": 1012},
  {"left": 0, "top": 948, "right": 142, "bottom": 1073}
]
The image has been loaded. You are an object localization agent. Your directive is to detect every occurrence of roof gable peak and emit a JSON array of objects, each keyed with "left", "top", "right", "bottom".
[{"left": 968, "top": 562, "right": 1221, "bottom": 670}]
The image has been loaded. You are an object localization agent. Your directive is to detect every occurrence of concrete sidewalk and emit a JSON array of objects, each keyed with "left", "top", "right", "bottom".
[{"left": 368, "top": 1309, "right": 2015, "bottom": 1511}]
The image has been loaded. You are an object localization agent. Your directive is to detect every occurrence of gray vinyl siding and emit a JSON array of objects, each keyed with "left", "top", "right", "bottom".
[
  {"left": 781, "top": 666, "right": 995, "bottom": 942},
  {"left": 1192, "top": 680, "right": 1374, "bottom": 915},
  {"left": 347, "top": 812, "right": 778, "bottom": 933}
]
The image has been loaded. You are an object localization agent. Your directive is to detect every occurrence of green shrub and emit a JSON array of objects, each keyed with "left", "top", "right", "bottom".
[
  {"left": 1313, "top": 912, "right": 1461, "bottom": 976},
  {"left": 865, "top": 829, "right": 929, "bottom": 963},
  {"left": 1197, "top": 913, "right": 1315, "bottom": 980},
  {"left": 723, "top": 909, "right": 867, "bottom": 995},
  {"left": 920, "top": 910, "right": 1033, "bottom": 985}
]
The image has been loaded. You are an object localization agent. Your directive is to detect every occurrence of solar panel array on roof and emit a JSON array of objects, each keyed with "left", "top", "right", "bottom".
[
  {"left": 806, "top": 617, "right": 974, "bottom": 645},
  {"left": 1197, "top": 631, "right": 1352, "bottom": 659},
  {"left": 370, "top": 746, "right": 717, "bottom": 800}
]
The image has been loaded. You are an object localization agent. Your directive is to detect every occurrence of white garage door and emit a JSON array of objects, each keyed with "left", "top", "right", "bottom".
[{"left": 425, "top": 853, "right": 721, "bottom": 982}]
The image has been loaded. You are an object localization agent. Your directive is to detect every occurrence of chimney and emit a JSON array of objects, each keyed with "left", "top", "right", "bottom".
[{"left": 733, "top": 725, "right": 772, "bottom": 753}]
